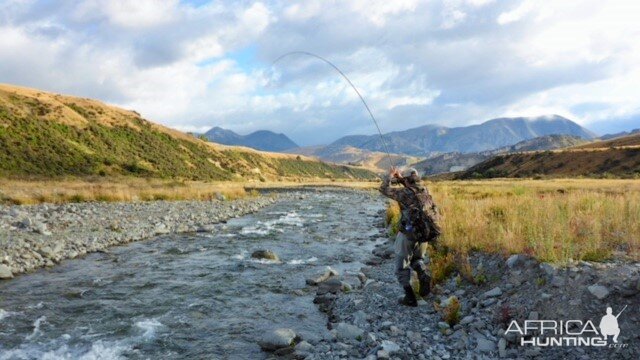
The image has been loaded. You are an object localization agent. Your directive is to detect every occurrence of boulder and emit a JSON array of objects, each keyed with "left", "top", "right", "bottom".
[
  {"left": 540, "top": 263, "right": 556, "bottom": 276},
  {"left": 334, "top": 322, "right": 364, "bottom": 340},
  {"left": 460, "top": 315, "right": 474, "bottom": 325},
  {"left": 251, "top": 250, "right": 280, "bottom": 262},
  {"left": 0, "top": 264, "right": 13, "bottom": 279},
  {"left": 483, "top": 287, "right": 502, "bottom": 298},
  {"left": 38, "top": 241, "right": 64, "bottom": 259},
  {"left": 306, "top": 267, "right": 338, "bottom": 285},
  {"left": 258, "top": 328, "right": 297, "bottom": 351},
  {"left": 33, "top": 222, "right": 52, "bottom": 236},
  {"left": 317, "top": 277, "right": 343, "bottom": 295},
  {"left": 295, "top": 340, "right": 313, "bottom": 353},
  {"left": 154, "top": 223, "right": 170, "bottom": 235},
  {"left": 381, "top": 340, "right": 400, "bottom": 354},
  {"left": 587, "top": 284, "right": 610, "bottom": 300},
  {"left": 498, "top": 338, "right": 507, "bottom": 357},
  {"left": 506, "top": 255, "right": 522, "bottom": 268},
  {"left": 475, "top": 335, "right": 496, "bottom": 352},
  {"left": 19, "top": 217, "right": 33, "bottom": 229}
]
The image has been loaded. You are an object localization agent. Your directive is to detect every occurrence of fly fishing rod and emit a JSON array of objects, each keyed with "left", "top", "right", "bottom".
[{"left": 271, "top": 51, "right": 394, "bottom": 170}]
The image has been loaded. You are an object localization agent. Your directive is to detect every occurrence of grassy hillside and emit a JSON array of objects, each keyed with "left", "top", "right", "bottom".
[
  {"left": 290, "top": 145, "right": 421, "bottom": 173},
  {"left": 413, "top": 135, "right": 590, "bottom": 176},
  {"left": 574, "top": 132, "right": 640, "bottom": 149},
  {"left": 0, "top": 84, "right": 375, "bottom": 181},
  {"left": 454, "top": 133, "right": 640, "bottom": 179}
]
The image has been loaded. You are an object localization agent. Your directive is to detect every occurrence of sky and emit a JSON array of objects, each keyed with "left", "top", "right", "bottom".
[{"left": 1, "top": 0, "right": 639, "bottom": 145}]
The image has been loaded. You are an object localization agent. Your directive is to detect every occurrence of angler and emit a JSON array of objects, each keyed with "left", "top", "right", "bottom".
[
  {"left": 380, "top": 167, "right": 441, "bottom": 307},
  {"left": 272, "top": 52, "right": 443, "bottom": 306}
]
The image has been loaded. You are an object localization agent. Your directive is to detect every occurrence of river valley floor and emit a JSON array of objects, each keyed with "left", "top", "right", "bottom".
[{"left": 0, "top": 188, "right": 638, "bottom": 359}]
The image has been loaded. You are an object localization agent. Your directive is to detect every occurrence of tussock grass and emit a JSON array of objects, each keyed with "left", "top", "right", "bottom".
[
  {"left": 387, "top": 179, "right": 640, "bottom": 263},
  {"left": 385, "top": 201, "right": 402, "bottom": 236},
  {"left": 0, "top": 178, "right": 253, "bottom": 205}
]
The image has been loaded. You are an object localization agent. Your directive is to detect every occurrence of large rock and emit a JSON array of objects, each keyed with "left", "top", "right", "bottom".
[
  {"left": 372, "top": 245, "right": 394, "bottom": 259},
  {"left": 251, "top": 250, "right": 280, "bottom": 262},
  {"left": 38, "top": 241, "right": 65, "bottom": 260},
  {"left": 498, "top": 338, "right": 507, "bottom": 357},
  {"left": 317, "top": 277, "right": 343, "bottom": 295},
  {"left": 540, "top": 263, "right": 557, "bottom": 276},
  {"left": 380, "top": 340, "right": 400, "bottom": 354},
  {"left": 587, "top": 284, "right": 610, "bottom": 299},
  {"left": 19, "top": 217, "right": 33, "bottom": 228},
  {"left": 483, "top": 287, "right": 502, "bottom": 298},
  {"left": 460, "top": 315, "right": 475, "bottom": 325},
  {"left": 0, "top": 264, "right": 13, "bottom": 279},
  {"left": 334, "top": 322, "right": 364, "bottom": 340},
  {"left": 475, "top": 335, "right": 496, "bottom": 352},
  {"left": 258, "top": 328, "right": 297, "bottom": 351},
  {"left": 506, "top": 255, "right": 522, "bottom": 268},
  {"left": 306, "top": 267, "right": 338, "bottom": 285},
  {"left": 33, "top": 222, "right": 52, "bottom": 236},
  {"left": 154, "top": 223, "right": 170, "bottom": 235}
]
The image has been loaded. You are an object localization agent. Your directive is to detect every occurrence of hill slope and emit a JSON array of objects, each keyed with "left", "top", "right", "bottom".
[
  {"left": 204, "top": 127, "right": 298, "bottom": 152},
  {"left": 288, "top": 145, "right": 421, "bottom": 173},
  {"left": 456, "top": 133, "right": 640, "bottom": 179},
  {"left": 413, "top": 135, "right": 589, "bottom": 175},
  {"left": 0, "top": 84, "right": 374, "bottom": 181},
  {"left": 330, "top": 115, "right": 595, "bottom": 156}
]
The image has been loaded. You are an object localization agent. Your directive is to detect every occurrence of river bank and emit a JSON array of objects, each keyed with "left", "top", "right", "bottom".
[
  {"left": 286, "top": 216, "right": 640, "bottom": 359},
  {"left": 0, "top": 195, "right": 279, "bottom": 278}
]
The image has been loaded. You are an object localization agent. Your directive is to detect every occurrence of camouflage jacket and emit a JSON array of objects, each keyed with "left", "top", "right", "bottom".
[{"left": 379, "top": 175, "right": 440, "bottom": 222}]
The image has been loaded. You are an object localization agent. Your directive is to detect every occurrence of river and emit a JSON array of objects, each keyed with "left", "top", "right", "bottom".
[{"left": 0, "top": 190, "right": 385, "bottom": 359}]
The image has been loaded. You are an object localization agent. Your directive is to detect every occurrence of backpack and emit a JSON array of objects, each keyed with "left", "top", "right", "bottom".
[{"left": 400, "top": 185, "right": 441, "bottom": 244}]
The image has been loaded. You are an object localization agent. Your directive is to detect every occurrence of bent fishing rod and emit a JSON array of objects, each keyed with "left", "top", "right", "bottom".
[{"left": 271, "top": 51, "right": 394, "bottom": 170}]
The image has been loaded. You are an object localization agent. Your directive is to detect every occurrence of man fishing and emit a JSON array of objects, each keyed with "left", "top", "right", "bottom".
[
  {"left": 380, "top": 167, "right": 441, "bottom": 307},
  {"left": 274, "top": 52, "right": 441, "bottom": 307}
]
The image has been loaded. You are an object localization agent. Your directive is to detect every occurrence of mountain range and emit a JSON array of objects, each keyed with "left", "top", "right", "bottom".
[
  {"left": 282, "top": 115, "right": 595, "bottom": 172},
  {"left": 203, "top": 127, "right": 298, "bottom": 152},
  {"left": 328, "top": 115, "right": 596, "bottom": 156}
]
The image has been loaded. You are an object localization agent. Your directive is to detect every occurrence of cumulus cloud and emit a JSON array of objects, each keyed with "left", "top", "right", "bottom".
[{"left": 0, "top": 0, "right": 639, "bottom": 145}]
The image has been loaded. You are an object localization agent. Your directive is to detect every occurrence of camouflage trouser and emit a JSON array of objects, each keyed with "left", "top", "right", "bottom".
[{"left": 395, "top": 231, "right": 430, "bottom": 288}]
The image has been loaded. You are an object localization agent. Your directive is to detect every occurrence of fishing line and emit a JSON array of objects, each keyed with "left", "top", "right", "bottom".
[{"left": 271, "top": 51, "right": 394, "bottom": 170}]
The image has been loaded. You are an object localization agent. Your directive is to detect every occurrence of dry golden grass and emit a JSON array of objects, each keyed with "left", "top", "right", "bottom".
[
  {"left": 0, "top": 178, "right": 255, "bottom": 204},
  {"left": 0, "top": 178, "right": 379, "bottom": 205},
  {"left": 386, "top": 178, "right": 640, "bottom": 263}
]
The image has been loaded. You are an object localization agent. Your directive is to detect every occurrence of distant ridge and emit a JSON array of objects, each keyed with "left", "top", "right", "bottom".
[
  {"left": 204, "top": 127, "right": 298, "bottom": 152},
  {"left": 456, "top": 133, "right": 640, "bottom": 179},
  {"left": 412, "top": 135, "right": 589, "bottom": 175}
]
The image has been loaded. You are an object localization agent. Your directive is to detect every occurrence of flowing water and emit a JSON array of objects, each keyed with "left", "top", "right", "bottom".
[{"left": 0, "top": 190, "right": 385, "bottom": 359}]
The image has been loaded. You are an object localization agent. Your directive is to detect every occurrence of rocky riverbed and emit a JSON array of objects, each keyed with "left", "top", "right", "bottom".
[
  {"left": 264, "top": 215, "right": 640, "bottom": 359},
  {"left": 0, "top": 195, "right": 278, "bottom": 278}
]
